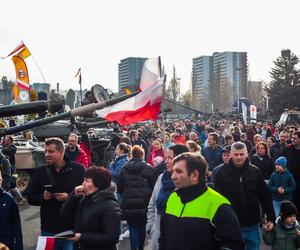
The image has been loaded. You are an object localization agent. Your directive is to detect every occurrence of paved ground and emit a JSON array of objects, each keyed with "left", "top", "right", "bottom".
[
  {"left": 20, "top": 200, "right": 269, "bottom": 250},
  {"left": 19, "top": 201, "right": 150, "bottom": 250}
]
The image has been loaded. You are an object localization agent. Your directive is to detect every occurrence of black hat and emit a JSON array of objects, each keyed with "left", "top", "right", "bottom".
[
  {"left": 222, "top": 145, "right": 231, "bottom": 153},
  {"left": 280, "top": 200, "right": 297, "bottom": 220}
]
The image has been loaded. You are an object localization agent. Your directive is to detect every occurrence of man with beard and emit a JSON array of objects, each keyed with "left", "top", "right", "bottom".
[{"left": 64, "top": 133, "right": 88, "bottom": 169}]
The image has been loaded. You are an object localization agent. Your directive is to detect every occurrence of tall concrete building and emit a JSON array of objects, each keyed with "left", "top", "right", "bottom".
[
  {"left": 192, "top": 56, "right": 213, "bottom": 112},
  {"left": 118, "top": 57, "right": 147, "bottom": 94},
  {"left": 192, "top": 52, "right": 247, "bottom": 113}
]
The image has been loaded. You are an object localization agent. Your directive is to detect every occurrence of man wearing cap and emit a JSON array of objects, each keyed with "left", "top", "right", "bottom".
[
  {"left": 214, "top": 142, "right": 275, "bottom": 250},
  {"left": 211, "top": 145, "right": 232, "bottom": 185},
  {"left": 268, "top": 156, "right": 296, "bottom": 217}
]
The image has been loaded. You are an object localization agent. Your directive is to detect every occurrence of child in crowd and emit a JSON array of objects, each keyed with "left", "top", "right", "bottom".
[
  {"left": 268, "top": 156, "right": 296, "bottom": 217},
  {"left": 263, "top": 200, "right": 300, "bottom": 250}
]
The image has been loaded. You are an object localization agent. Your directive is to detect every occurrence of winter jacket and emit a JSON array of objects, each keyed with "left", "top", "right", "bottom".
[
  {"left": 250, "top": 154, "right": 275, "bottom": 180},
  {"left": 0, "top": 152, "right": 11, "bottom": 191},
  {"left": 214, "top": 159, "right": 276, "bottom": 227},
  {"left": 268, "top": 169, "right": 296, "bottom": 201},
  {"left": 27, "top": 160, "right": 84, "bottom": 233},
  {"left": 148, "top": 148, "right": 164, "bottom": 167},
  {"left": 108, "top": 154, "right": 128, "bottom": 183},
  {"left": 60, "top": 187, "right": 121, "bottom": 250},
  {"left": 0, "top": 188, "right": 23, "bottom": 250},
  {"left": 146, "top": 174, "right": 163, "bottom": 250},
  {"left": 270, "top": 142, "right": 287, "bottom": 162},
  {"left": 282, "top": 144, "right": 300, "bottom": 210},
  {"left": 263, "top": 217, "right": 300, "bottom": 250},
  {"left": 79, "top": 143, "right": 92, "bottom": 166},
  {"left": 2, "top": 143, "right": 17, "bottom": 167},
  {"left": 65, "top": 146, "right": 89, "bottom": 169},
  {"left": 158, "top": 183, "right": 244, "bottom": 250},
  {"left": 202, "top": 145, "right": 223, "bottom": 171},
  {"left": 117, "top": 158, "right": 153, "bottom": 221},
  {"left": 174, "top": 135, "right": 186, "bottom": 145}
]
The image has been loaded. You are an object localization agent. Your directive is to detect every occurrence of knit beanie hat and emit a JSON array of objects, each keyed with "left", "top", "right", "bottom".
[
  {"left": 280, "top": 200, "right": 297, "bottom": 220},
  {"left": 275, "top": 156, "right": 287, "bottom": 168}
]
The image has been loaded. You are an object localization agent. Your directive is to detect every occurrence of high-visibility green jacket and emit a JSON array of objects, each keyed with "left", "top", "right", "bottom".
[{"left": 159, "top": 184, "right": 244, "bottom": 250}]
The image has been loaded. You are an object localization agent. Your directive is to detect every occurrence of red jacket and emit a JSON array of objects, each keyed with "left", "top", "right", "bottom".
[
  {"left": 175, "top": 135, "right": 186, "bottom": 145},
  {"left": 79, "top": 143, "right": 92, "bottom": 167},
  {"left": 76, "top": 148, "right": 88, "bottom": 169},
  {"left": 148, "top": 148, "right": 164, "bottom": 167}
]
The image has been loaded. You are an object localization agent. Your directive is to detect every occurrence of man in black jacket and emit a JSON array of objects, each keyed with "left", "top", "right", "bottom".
[
  {"left": 27, "top": 137, "right": 84, "bottom": 250},
  {"left": 214, "top": 142, "right": 275, "bottom": 250},
  {"left": 282, "top": 130, "right": 300, "bottom": 211},
  {"left": 159, "top": 152, "right": 244, "bottom": 250}
]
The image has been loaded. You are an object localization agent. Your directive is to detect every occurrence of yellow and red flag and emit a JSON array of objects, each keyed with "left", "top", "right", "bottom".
[
  {"left": 11, "top": 55, "right": 30, "bottom": 90},
  {"left": 18, "top": 46, "right": 31, "bottom": 59}
]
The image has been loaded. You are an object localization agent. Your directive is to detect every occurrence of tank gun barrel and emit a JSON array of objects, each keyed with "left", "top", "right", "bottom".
[
  {"left": 0, "top": 91, "right": 138, "bottom": 137},
  {"left": 0, "top": 100, "right": 63, "bottom": 117}
]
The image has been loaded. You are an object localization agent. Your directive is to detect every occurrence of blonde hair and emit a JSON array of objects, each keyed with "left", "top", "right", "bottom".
[{"left": 186, "top": 140, "right": 201, "bottom": 153}]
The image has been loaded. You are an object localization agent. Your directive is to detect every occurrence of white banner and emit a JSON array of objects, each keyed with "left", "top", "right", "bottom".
[
  {"left": 242, "top": 102, "right": 247, "bottom": 124},
  {"left": 250, "top": 105, "right": 257, "bottom": 122}
]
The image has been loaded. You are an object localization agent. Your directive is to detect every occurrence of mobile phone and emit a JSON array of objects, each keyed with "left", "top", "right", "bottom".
[{"left": 44, "top": 185, "right": 54, "bottom": 193}]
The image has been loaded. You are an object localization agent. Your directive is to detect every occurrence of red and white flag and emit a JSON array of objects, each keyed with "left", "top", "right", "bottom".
[
  {"left": 36, "top": 236, "right": 55, "bottom": 250},
  {"left": 96, "top": 58, "right": 164, "bottom": 125},
  {"left": 1, "top": 41, "right": 26, "bottom": 59}
]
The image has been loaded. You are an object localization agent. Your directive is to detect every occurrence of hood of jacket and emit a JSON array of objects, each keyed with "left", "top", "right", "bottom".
[{"left": 124, "top": 158, "right": 148, "bottom": 174}]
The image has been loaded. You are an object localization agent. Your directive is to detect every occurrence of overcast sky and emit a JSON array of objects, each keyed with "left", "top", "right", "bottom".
[{"left": 1, "top": 0, "right": 299, "bottom": 93}]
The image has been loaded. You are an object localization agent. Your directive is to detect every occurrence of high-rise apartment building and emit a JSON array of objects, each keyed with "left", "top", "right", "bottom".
[
  {"left": 192, "top": 56, "right": 213, "bottom": 112},
  {"left": 118, "top": 57, "right": 147, "bottom": 94},
  {"left": 192, "top": 52, "right": 247, "bottom": 113}
]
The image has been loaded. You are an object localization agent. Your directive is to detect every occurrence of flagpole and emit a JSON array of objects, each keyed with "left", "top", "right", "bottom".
[
  {"left": 31, "top": 54, "right": 47, "bottom": 83},
  {"left": 158, "top": 57, "right": 166, "bottom": 153}
]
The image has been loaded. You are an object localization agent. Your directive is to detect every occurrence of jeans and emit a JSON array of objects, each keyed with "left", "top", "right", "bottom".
[
  {"left": 273, "top": 200, "right": 281, "bottom": 218},
  {"left": 241, "top": 224, "right": 260, "bottom": 250},
  {"left": 41, "top": 231, "right": 73, "bottom": 250},
  {"left": 128, "top": 218, "right": 146, "bottom": 250}
]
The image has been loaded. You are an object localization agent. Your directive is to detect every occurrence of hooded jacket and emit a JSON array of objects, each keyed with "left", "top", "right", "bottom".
[
  {"left": 117, "top": 158, "right": 153, "bottom": 221},
  {"left": 263, "top": 217, "right": 300, "bottom": 250},
  {"left": 268, "top": 169, "right": 296, "bottom": 201},
  {"left": 109, "top": 154, "right": 128, "bottom": 183},
  {"left": 61, "top": 187, "right": 121, "bottom": 250}
]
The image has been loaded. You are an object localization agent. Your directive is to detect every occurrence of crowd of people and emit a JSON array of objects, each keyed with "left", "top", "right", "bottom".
[{"left": 1, "top": 118, "right": 300, "bottom": 250}]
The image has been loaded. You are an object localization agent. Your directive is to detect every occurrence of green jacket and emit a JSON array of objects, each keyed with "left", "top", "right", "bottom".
[{"left": 263, "top": 219, "right": 300, "bottom": 250}]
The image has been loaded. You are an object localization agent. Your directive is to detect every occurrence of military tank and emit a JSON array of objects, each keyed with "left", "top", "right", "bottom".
[{"left": 0, "top": 85, "right": 138, "bottom": 192}]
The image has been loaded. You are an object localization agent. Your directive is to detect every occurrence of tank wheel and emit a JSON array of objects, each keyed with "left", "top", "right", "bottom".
[{"left": 16, "top": 170, "right": 31, "bottom": 193}]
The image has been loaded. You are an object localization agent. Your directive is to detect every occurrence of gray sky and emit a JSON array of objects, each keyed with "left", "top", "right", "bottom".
[{"left": 1, "top": 0, "right": 299, "bottom": 93}]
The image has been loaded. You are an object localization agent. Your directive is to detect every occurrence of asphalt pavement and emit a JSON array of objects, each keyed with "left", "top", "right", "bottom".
[
  {"left": 20, "top": 201, "right": 269, "bottom": 250},
  {"left": 19, "top": 201, "right": 151, "bottom": 250}
]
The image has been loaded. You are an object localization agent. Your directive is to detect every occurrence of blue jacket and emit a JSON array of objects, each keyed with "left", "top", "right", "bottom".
[
  {"left": 109, "top": 154, "right": 128, "bottom": 183},
  {"left": 268, "top": 169, "right": 296, "bottom": 201},
  {"left": 202, "top": 146, "right": 223, "bottom": 171},
  {"left": 0, "top": 188, "right": 23, "bottom": 250}
]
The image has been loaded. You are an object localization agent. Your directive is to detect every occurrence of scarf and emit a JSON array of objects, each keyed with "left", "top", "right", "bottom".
[{"left": 156, "top": 171, "right": 175, "bottom": 215}]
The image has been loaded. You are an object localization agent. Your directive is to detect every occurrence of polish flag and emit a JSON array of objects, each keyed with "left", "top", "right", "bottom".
[
  {"left": 96, "top": 58, "right": 164, "bottom": 125},
  {"left": 36, "top": 236, "right": 55, "bottom": 250}
]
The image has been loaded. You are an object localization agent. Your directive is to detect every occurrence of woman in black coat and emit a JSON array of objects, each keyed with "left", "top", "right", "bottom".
[
  {"left": 250, "top": 141, "right": 275, "bottom": 181},
  {"left": 61, "top": 166, "right": 121, "bottom": 250},
  {"left": 117, "top": 145, "right": 153, "bottom": 250}
]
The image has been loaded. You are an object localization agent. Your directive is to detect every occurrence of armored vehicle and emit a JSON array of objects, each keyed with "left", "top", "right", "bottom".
[{"left": 0, "top": 85, "right": 138, "bottom": 192}]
